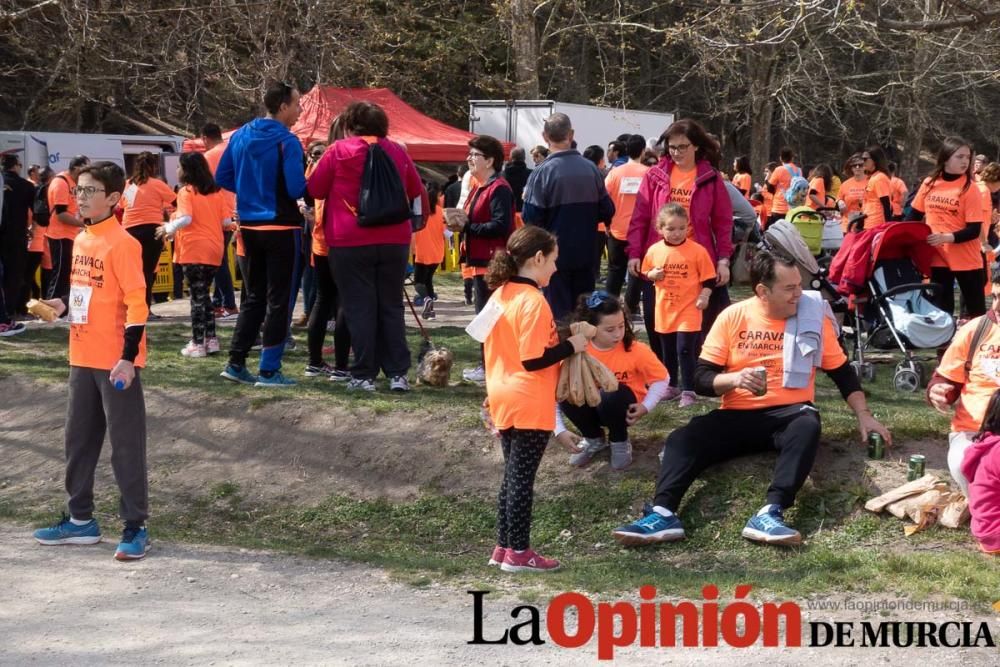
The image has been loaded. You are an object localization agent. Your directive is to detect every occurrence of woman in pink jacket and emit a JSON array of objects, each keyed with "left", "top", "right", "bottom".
[
  {"left": 306, "top": 102, "right": 423, "bottom": 393},
  {"left": 963, "top": 389, "right": 1000, "bottom": 555},
  {"left": 625, "top": 119, "right": 733, "bottom": 363}
]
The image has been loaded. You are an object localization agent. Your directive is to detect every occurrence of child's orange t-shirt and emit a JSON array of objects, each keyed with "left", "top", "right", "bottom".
[
  {"left": 641, "top": 239, "right": 716, "bottom": 334},
  {"left": 68, "top": 217, "right": 148, "bottom": 370},
  {"left": 172, "top": 186, "right": 228, "bottom": 266},
  {"left": 120, "top": 178, "right": 176, "bottom": 228},
  {"left": 413, "top": 197, "right": 446, "bottom": 265},
  {"left": 913, "top": 175, "right": 984, "bottom": 271},
  {"left": 46, "top": 172, "right": 80, "bottom": 241},
  {"left": 862, "top": 171, "right": 892, "bottom": 228},
  {"left": 586, "top": 339, "right": 667, "bottom": 402},
  {"left": 485, "top": 279, "right": 560, "bottom": 431},
  {"left": 700, "top": 297, "right": 845, "bottom": 410},
  {"left": 606, "top": 161, "right": 650, "bottom": 241}
]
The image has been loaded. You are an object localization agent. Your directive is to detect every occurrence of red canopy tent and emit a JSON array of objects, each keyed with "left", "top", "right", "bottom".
[
  {"left": 292, "top": 86, "right": 481, "bottom": 162},
  {"left": 183, "top": 87, "right": 491, "bottom": 162}
]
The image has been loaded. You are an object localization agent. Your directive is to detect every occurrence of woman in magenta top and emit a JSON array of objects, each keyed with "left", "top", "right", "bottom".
[
  {"left": 306, "top": 102, "right": 423, "bottom": 392},
  {"left": 625, "top": 118, "right": 733, "bottom": 359}
]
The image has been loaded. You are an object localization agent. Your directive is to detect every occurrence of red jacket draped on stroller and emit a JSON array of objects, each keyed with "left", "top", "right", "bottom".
[{"left": 828, "top": 221, "right": 940, "bottom": 296}]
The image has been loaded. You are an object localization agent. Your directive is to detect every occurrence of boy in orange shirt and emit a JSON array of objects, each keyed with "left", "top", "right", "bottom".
[
  {"left": 641, "top": 203, "right": 715, "bottom": 407},
  {"left": 32, "top": 161, "right": 151, "bottom": 561}
]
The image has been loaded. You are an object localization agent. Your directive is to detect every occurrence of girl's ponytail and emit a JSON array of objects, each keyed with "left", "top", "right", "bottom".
[
  {"left": 485, "top": 226, "right": 557, "bottom": 290},
  {"left": 485, "top": 249, "right": 518, "bottom": 290}
]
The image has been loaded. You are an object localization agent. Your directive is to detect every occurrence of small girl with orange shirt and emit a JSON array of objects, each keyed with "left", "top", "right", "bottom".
[
  {"left": 412, "top": 182, "right": 446, "bottom": 319},
  {"left": 642, "top": 203, "right": 715, "bottom": 408},
  {"left": 483, "top": 226, "right": 588, "bottom": 573},
  {"left": 555, "top": 292, "right": 669, "bottom": 470},
  {"left": 156, "top": 153, "right": 233, "bottom": 358}
]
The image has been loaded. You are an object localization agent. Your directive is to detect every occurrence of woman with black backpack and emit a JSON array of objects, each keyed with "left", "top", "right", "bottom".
[{"left": 306, "top": 101, "right": 424, "bottom": 393}]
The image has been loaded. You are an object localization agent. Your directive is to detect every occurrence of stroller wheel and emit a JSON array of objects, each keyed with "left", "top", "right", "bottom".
[
  {"left": 907, "top": 360, "right": 928, "bottom": 387},
  {"left": 893, "top": 369, "right": 920, "bottom": 393}
]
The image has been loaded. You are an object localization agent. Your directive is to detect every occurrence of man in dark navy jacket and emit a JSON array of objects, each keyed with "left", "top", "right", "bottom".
[{"left": 522, "top": 113, "right": 615, "bottom": 320}]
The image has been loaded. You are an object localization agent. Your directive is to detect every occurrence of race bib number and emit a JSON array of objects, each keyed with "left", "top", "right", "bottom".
[
  {"left": 68, "top": 285, "right": 93, "bottom": 324},
  {"left": 122, "top": 183, "right": 139, "bottom": 207},
  {"left": 620, "top": 177, "right": 642, "bottom": 195}
]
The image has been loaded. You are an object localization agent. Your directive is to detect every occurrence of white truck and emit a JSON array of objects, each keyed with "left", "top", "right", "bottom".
[
  {"left": 468, "top": 100, "right": 674, "bottom": 157},
  {"left": 0, "top": 131, "right": 185, "bottom": 186}
]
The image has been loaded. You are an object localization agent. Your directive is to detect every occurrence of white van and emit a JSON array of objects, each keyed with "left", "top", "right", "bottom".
[{"left": 0, "top": 131, "right": 185, "bottom": 186}]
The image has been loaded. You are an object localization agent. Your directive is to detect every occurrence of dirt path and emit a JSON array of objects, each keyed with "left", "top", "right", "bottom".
[{"left": 1, "top": 523, "right": 996, "bottom": 666}]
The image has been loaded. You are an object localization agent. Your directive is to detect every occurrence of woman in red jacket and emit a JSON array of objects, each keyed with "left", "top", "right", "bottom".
[
  {"left": 458, "top": 135, "right": 514, "bottom": 383},
  {"left": 625, "top": 119, "right": 733, "bottom": 362}
]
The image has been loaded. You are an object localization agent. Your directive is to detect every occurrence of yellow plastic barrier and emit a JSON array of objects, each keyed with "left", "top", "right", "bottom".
[{"left": 152, "top": 241, "right": 173, "bottom": 296}]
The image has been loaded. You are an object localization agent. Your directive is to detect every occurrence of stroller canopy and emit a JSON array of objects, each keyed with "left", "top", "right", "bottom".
[{"left": 765, "top": 220, "right": 820, "bottom": 274}]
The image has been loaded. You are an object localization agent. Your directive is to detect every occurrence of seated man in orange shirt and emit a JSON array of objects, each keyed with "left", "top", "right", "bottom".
[{"left": 614, "top": 252, "right": 890, "bottom": 547}]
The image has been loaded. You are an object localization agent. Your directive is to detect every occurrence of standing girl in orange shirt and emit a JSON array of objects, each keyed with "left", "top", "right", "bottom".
[
  {"left": 119, "top": 151, "right": 176, "bottom": 307},
  {"left": 642, "top": 203, "right": 715, "bottom": 408},
  {"left": 555, "top": 292, "right": 669, "bottom": 470},
  {"left": 412, "top": 181, "right": 446, "bottom": 320},
  {"left": 909, "top": 136, "right": 987, "bottom": 320},
  {"left": 156, "top": 153, "right": 233, "bottom": 358},
  {"left": 483, "top": 226, "right": 588, "bottom": 573}
]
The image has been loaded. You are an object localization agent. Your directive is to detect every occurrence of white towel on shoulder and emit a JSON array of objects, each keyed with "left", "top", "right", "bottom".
[{"left": 783, "top": 291, "right": 838, "bottom": 389}]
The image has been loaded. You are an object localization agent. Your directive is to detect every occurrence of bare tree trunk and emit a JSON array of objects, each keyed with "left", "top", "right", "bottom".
[
  {"left": 748, "top": 50, "right": 777, "bottom": 178},
  {"left": 510, "top": 0, "right": 540, "bottom": 98}
]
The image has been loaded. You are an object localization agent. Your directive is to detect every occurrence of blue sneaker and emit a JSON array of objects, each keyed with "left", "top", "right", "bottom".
[
  {"left": 741, "top": 505, "right": 801, "bottom": 546},
  {"left": 255, "top": 371, "right": 296, "bottom": 387},
  {"left": 221, "top": 364, "right": 257, "bottom": 385},
  {"left": 33, "top": 515, "right": 102, "bottom": 545},
  {"left": 612, "top": 509, "right": 685, "bottom": 545},
  {"left": 115, "top": 525, "right": 149, "bottom": 561}
]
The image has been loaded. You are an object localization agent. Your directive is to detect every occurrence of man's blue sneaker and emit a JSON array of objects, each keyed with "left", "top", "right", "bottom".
[
  {"left": 741, "top": 505, "right": 802, "bottom": 546},
  {"left": 115, "top": 525, "right": 149, "bottom": 561},
  {"left": 221, "top": 364, "right": 257, "bottom": 385},
  {"left": 33, "top": 515, "right": 102, "bottom": 545},
  {"left": 255, "top": 371, "right": 296, "bottom": 387},
  {"left": 612, "top": 509, "right": 685, "bottom": 545}
]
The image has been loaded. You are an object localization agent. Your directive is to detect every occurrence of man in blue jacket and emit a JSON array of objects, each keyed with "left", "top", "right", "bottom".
[
  {"left": 216, "top": 81, "right": 307, "bottom": 387},
  {"left": 522, "top": 113, "right": 615, "bottom": 319}
]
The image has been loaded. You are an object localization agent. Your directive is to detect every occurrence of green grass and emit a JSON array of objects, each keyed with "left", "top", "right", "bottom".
[
  {"left": 2, "top": 281, "right": 992, "bottom": 608},
  {"left": 4, "top": 475, "right": 994, "bottom": 607}
]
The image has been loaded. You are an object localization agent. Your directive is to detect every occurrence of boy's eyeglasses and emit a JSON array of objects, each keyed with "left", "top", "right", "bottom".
[
  {"left": 310, "top": 151, "right": 324, "bottom": 159},
  {"left": 586, "top": 290, "right": 613, "bottom": 309},
  {"left": 72, "top": 186, "right": 106, "bottom": 198}
]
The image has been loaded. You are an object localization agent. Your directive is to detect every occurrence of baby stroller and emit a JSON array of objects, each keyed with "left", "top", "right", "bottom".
[{"left": 829, "top": 221, "right": 954, "bottom": 392}]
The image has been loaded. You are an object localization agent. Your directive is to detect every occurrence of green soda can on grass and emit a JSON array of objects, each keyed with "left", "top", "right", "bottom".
[
  {"left": 907, "top": 455, "right": 926, "bottom": 481},
  {"left": 867, "top": 432, "right": 885, "bottom": 460}
]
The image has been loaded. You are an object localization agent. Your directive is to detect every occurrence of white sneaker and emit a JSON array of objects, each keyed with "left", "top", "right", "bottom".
[
  {"left": 389, "top": 375, "right": 411, "bottom": 392},
  {"left": 205, "top": 337, "right": 221, "bottom": 355},
  {"left": 347, "top": 378, "right": 376, "bottom": 392},
  {"left": 180, "top": 341, "right": 207, "bottom": 358},
  {"left": 462, "top": 366, "right": 486, "bottom": 383}
]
